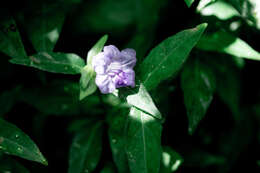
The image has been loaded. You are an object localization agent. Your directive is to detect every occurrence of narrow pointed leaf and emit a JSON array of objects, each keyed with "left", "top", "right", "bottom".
[
  {"left": 87, "top": 35, "right": 108, "bottom": 64},
  {"left": 0, "top": 13, "right": 27, "bottom": 59},
  {"left": 197, "top": 30, "right": 260, "bottom": 61},
  {"left": 10, "top": 52, "right": 85, "bottom": 74},
  {"left": 125, "top": 107, "right": 162, "bottom": 173},
  {"left": 181, "top": 58, "right": 216, "bottom": 134},
  {"left": 138, "top": 23, "right": 208, "bottom": 91},
  {"left": 0, "top": 118, "right": 47, "bottom": 165},
  {"left": 68, "top": 121, "right": 103, "bottom": 173},
  {"left": 79, "top": 65, "right": 97, "bottom": 100}
]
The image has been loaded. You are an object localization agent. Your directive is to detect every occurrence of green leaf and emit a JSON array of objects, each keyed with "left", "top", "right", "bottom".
[
  {"left": 79, "top": 35, "right": 108, "bottom": 100},
  {"left": 17, "top": 2, "right": 66, "bottom": 52},
  {"left": 125, "top": 107, "right": 162, "bottom": 173},
  {"left": 79, "top": 65, "right": 97, "bottom": 100},
  {"left": 0, "top": 118, "right": 47, "bottom": 165},
  {"left": 138, "top": 23, "right": 208, "bottom": 91},
  {"left": 199, "top": 1, "right": 240, "bottom": 20},
  {"left": 181, "top": 58, "right": 216, "bottom": 134},
  {"left": 0, "top": 156, "right": 29, "bottom": 173},
  {"left": 160, "top": 146, "right": 183, "bottom": 173},
  {"left": 87, "top": 35, "right": 108, "bottom": 64},
  {"left": 107, "top": 108, "right": 130, "bottom": 173},
  {"left": 0, "top": 13, "right": 27, "bottom": 59},
  {"left": 68, "top": 121, "right": 103, "bottom": 173},
  {"left": 197, "top": 30, "right": 260, "bottom": 61},
  {"left": 10, "top": 52, "right": 85, "bottom": 74},
  {"left": 184, "top": 0, "right": 195, "bottom": 7},
  {"left": 124, "top": 83, "right": 162, "bottom": 119}
]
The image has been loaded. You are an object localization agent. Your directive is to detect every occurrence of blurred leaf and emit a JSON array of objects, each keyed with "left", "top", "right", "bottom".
[
  {"left": 0, "top": 12, "right": 27, "bottom": 59},
  {"left": 79, "top": 65, "right": 97, "bottom": 100},
  {"left": 138, "top": 23, "right": 208, "bottom": 91},
  {"left": 10, "top": 52, "right": 85, "bottom": 74},
  {"left": 0, "top": 156, "right": 29, "bottom": 173},
  {"left": 68, "top": 121, "right": 103, "bottom": 173},
  {"left": 218, "top": 111, "right": 253, "bottom": 173},
  {"left": 71, "top": 0, "right": 135, "bottom": 35},
  {"left": 197, "top": 0, "right": 216, "bottom": 11},
  {"left": 204, "top": 53, "right": 241, "bottom": 121},
  {"left": 0, "top": 118, "right": 47, "bottom": 165},
  {"left": 87, "top": 35, "right": 108, "bottom": 64},
  {"left": 126, "top": 0, "right": 166, "bottom": 59},
  {"left": 197, "top": 30, "right": 260, "bottom": 61},
  {"left": 184, "top": 149, "right": 226, "bottom": 167},
  {"left": 125, "top": 107, "right": 162, "bottom": 173},
  {"left": 107, "top": 108, "right": 130, "bottom": 173},
  {"left": 0, "top": 87, "right": 20, "bottom": 117},
  {"left": 227, "top": 0, "right": 260, "bottom": 29},
  {"left": 17, "top": 2, "right": 66, "bottom": 52},
  {"left": 160, "top": 146, "right": 183, "bottom": 173},
  {"left": 124, "top": 84, "right": 162, "bottom": 119},
  {"left": 19, "top": 82, "right": 81, "bottom": 116},
  {"left": 185, "top": 0, "right": 195, "bottom": 7},
  {"left": 199, "top": 1, "right": 240, "bottom": 20},
  {"left": 79, "top": 35, "right": 108, "bottom": 100},
  {"left": 248, "top": 0, "right": 260, "bottom": 29},
  {"left": 181, "top": 58, "right": 216, "bottom": 134},
  {"left": 100, "top": 162, "right": 116, "bottom": 173}
]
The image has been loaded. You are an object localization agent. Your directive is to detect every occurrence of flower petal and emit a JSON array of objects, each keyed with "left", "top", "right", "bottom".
[
  {"left": 95, "top": 74, "right": 116, "bottom": 94},
  {"left": 104, "top": 45, "right": 120, "bottom": 59},
  {"left": 120, "top": 48, "right": 137, "bottom": 69},
  {"left": 92, "top": 52, "right": 110, "bottom": 74}
]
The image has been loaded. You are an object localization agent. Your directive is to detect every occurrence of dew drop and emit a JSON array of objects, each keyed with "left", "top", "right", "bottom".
[{"left": 17, "top": 147, "right": 23, "bottom": 153}]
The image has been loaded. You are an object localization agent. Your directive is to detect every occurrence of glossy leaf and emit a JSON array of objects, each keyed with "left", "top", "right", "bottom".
[
  {"left": 184, "top": 0, "right": 195, "bottom": 7},
  {"left": 125, "top": 107, "right": 162, "bottom": 173},
  {"left": 17, "top": 2, "right": 66, "bottom": 52},
  {"left": 125, "top": 84, "right": 162, "bottom": 119},
  {"left": 87, "top": 35, "right": 108, "bottom": 64},
  {"left": 68, "top": 121, "right": 103, "bottom": 173},
  {"left": 197, "top": 30, "right": 260, "bottom": 61},
  {"left": 107, "top": 108, "right": 130, "bottom": 173},
  {"left": 0, "top": 118, "right": 47, "bottom": 165},
  {"left": 181, "top": 58, "right": 216, "bottom": 134},
  {"left": 138, "top": 23, "right": 208, "bottom": 91},
  {"left": 79, "top": 65, "right": 97, "bottom": 100},
  {"left": 0, "top": 156, "right": 29, "bottom": 173},
  {"left": 0, "top": 13, "right": 27, "bottom": 59},
  {"left": 10, "top": 52, "right": 85, "bottom": 74},
  {"left": 160, "top": 146, "right": 183, "bottom": 173}
]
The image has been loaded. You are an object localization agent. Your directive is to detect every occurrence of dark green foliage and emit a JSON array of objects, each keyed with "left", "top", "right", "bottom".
[{"left": 0, "top": 0, "right": 259, "bottom": 173}]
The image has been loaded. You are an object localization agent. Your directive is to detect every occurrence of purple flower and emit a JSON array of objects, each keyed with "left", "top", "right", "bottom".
[{"left": 92, "top": 45, "right": 137, "bottom": 94}]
